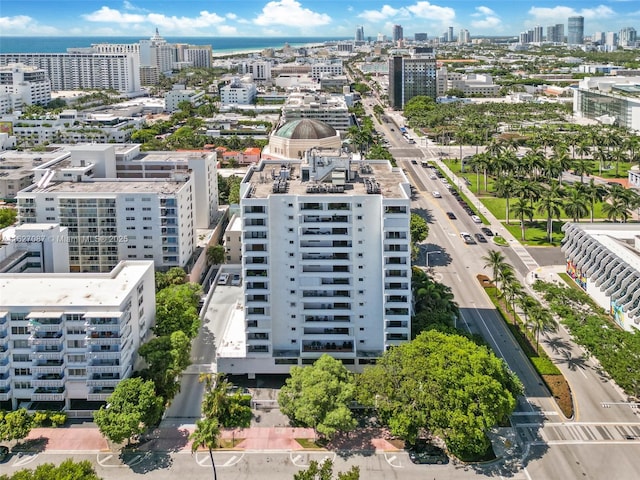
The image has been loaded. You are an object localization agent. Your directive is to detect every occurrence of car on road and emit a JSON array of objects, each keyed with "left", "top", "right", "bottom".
[
  {"left": 218, "top": 273, "right": 229, "bottom": 285},
  {"left": 429, "top": 174, "right": 437, "bottom": 180},
  {"left": 231, "top": 274, "right": 242, "bottom": 286},
  {"left": 471, "top": 215, "right": 482, "bottom": 223},
  {"left": 481, "top": 227, "right": 494, "bottom": 237},
  {"left": 0, "top": 445, "right": 9, "bottom": 463},
  {"left": 406, "top": 441, "right": 448, "bottom": 465},
  {"left": 390, "top": 128, "right": 395, "bottom": 131},
  {"left": 411, "top": 159, "right": 417, "bottom": 164},
  {"left": 475, "top": 233, "right": 487, "bottom": 243},
  {"left": 432, "top": 191, "right": 442, "bottom": 198},
  {"left": 460, "top": 232, "right": 476, "bottom": 244},
  {"left": 446, "top": 211, "right": 457, "bottom": 220}
]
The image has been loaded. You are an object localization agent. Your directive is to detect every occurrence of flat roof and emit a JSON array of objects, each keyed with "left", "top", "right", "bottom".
[
  {"left": 28, "top": 179, "right": 187, "bottom": 194},
  {"left": 0, "top": 260, "right": 152, "bottom": 308},
  {"left": 246, "top": 159, "right": 407, "bottom": 199},
  {"left": 0, "top": 150, "right": 66, "bottom": 180},
  {"left": 567, "top": 223, "right": 640, "bottom": 272}
]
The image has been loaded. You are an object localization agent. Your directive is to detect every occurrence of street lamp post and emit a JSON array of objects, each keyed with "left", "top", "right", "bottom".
[{"left": 426, "top": 250, "right": 441, "bottom": 267}]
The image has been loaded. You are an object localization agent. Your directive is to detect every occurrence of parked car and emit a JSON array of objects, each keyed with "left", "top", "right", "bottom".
[
  {"left": 231, "top": 274, "right": 242, "bottom": 286},
  {"left": 406, "top": 441, "right": 449, "bottom": 465},
  {"left": 218, "top": 273, "right": 229, "bottom": 285},
  {"left": 432, "top": 191, "right": 442, "bottom": 198},
  {"left": 0, "top": 445, "right": 9, "bottom": 463},
  {"left": 481, "top": 227, "right": 494, "bottom": 237},
  {"left": 471, "top": 215, "right": 482, "bottom": 223},
  {"left": 446, "top": 211, "right": 457, "bottom": 220}
]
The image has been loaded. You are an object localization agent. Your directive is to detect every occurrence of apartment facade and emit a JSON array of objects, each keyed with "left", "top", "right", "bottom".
[
  {"left": 0, "top": 261, "right": 155, "bottom": 411},
  {"left": 281, "top": 92, "right": 351, "bottom": 131},
  {"left": 388, "top": 51, "right": 437, "bottom": 109},
  {"left": 218, "top": 153, "right": 412, "bottom": 374},
  {"left": 562, "top": 223, "right": 640, "bottom": 332},
  {"left": 0, "top": 64, "right": 51, "bottom": 114},
  {"left": 0, "top": 53, "right": 141, "bottom": 95}
]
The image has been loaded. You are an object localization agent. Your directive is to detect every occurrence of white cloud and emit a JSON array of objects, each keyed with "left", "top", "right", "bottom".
[
  {"left": 528, "top": 5, "right": 615, "bottom": 23},
  {"left": 359, "top": 5, "right": 406, "bottom": 23},
  {"left": 123, "top": 1, "right": 148, "bottom": 13},
  {"left": 406, "top": 2, "right": 455, "bottom": 23},
  {"left": 470, "top": 6, "right": 501, "bottom": 30},
  {"left": 81, "top": 6, "right": 238, "bottom": 35},
  {"left": 253, "top": 0, "right": 331, "bottom": 27},
  {"left": 472, "top": 6, "right": 496, "bottom": 17},
  {"left": 0, "top": 15, "right": 59, "bottom": 35},
  {"left": 226, "top": 13, "right": 238, "bottom": 20},
  {"left": 83, "top": 7, "right": 146, "bottom": 23}
]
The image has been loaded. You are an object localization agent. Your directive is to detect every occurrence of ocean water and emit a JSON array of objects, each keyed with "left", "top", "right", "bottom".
[{"left": 0, "top": 36, "right": 349, "bottom": 55}]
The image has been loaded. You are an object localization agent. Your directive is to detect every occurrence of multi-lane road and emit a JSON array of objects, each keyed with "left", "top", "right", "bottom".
[{"left": 388, "top": 127, "right": 640, "bottom": 479}]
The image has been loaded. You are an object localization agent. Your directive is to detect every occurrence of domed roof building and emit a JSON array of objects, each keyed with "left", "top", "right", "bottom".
[{"left": 267, "top": 119, "right": 341, "bottom": 159}]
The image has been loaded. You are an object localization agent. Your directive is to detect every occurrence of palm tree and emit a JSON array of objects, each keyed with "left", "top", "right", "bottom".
[
  {"left": 610, "top": 146, "right": 628, "bottom": 178},
  {"left": 502, "top": 280, "right": 524, "bottom": 322},
  {"left": 536, "top": 182, "right": 565, "bottom": 243},
  {"left": 494, "top": 175, "right": 517, "bottom": 225},
  {"left": 551, "top": 149, "right": 572, "bottom": 183},
  {"left": 512, "top": 197, "right": 534, "bottom": 240},
  {"left": 468, "top": 152, "right": 491, "bottom": 193},
  {"left": 563, "top": 186, "right": 589, "bottom": 223},
  {"left": 602, "top": 198, "right": 631, "bottom": 223},
  {"left": 482, "top": 250, "right": 509, "bottom": 291},
  {"left": 572, "top": 158, "right": 592, "bottom": 183},
  {"left": 583, "top": 179, "right": 608, "bottom": 223},
  {"left": 528, "top": 305, "right": 556, "bottom": 352},
  {"left": 190, "top": 417, "right": 220, "bottom": 480},
  {"left": 516, "top": 179, "right": 543, "bottom": 210}
]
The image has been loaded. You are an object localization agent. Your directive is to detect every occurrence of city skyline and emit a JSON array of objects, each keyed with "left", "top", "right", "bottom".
[{"left": 1, "top": 1, "right": 639, "bottom": 38}]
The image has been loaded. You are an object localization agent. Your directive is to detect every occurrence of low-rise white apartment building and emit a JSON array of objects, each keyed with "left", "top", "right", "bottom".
[
  {"left": 164, "top": 85, "right": 205, "bottom": 113},
  {"left": 217, "top": 150, "right": 412, "bottom": 375},
  {"left": 0, "top": 260, "right": 155, "bottom": 410},
  {"left": 0, "top": 224, "right": 70, "bottom": 273},
  {"left": 220, "top": 77, "right": 258, "bottom": 105},
  {"left": 562, "top": 223, "right": 640, "bottom": 332},
  {"left": 281, "top": 92, "right": 351, "bottom": 131},
  {"left": 310, "top": 62, "right": 344, "bottom": 79}
]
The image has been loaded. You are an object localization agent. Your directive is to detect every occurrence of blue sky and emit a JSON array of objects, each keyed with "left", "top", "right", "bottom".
[{"left": 1, "top": 1, "right": 639, "bottom": 37}]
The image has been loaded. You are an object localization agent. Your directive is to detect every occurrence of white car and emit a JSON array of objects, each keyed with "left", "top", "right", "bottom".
[
  {"left": 471, "top": 215, "right": 482, "bottom": 223},
  {"left": 231, "top": 274, "right": 242, "bottom": 286},
  {"left": 429, "top": 174, "right": 437, "bottom": 180},
  {"left": 218, "top": 273, "right": 229, "bottom": 285},
  {"left": 432, "top": 191, "right": 442, "bottom": 198}
]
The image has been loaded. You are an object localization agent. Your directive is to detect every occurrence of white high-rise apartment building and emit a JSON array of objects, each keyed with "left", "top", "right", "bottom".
[
  {"left": 0, "top": 260, "right": 155, "bottom": 410},
  {"left": 0, "top": 53, "right": 140, "bottom": 94},
  {"left": 239, "top": 61, "right": 272, "bottom": 81},
  {"left": 310, "top": 62, "right": 344, "bottom": 79},
  {"left": 220, "top": 77, "right": 258, "bottom": 105},
  {"left": 0, "top": 64, "right": 51, "bottom": 114},
  {"left": 218, "top": 152, "right": 412, "bottom": 374}
]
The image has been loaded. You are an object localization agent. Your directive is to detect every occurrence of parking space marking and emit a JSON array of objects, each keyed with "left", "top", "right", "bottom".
[
  {"left": 11, "top": 453, "right": 38, "bottom": 468},
  {"left": 384, "top": 453, "right": 404, "bottom": 468}
]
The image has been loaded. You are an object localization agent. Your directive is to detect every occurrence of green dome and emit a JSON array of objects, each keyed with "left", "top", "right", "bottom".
[{"left": 274, "top": 119, "right": 337, "bottom": 140}]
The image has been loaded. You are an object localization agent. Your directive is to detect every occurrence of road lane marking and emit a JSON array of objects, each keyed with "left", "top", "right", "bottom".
[{"left": 12, "top": 454, "right": 38, "bottom": 467}]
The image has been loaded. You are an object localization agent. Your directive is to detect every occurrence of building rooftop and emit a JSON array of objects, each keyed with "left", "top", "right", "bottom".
[
  {"left": 0, "top": 260, "right": 153, "bottom": 308},
  {"left": 245, "top": 158, "right": 408, "bottom": 199},
  {"left": 570, "top": 223, "right": 640, "bottom": 273},
  {"left": 0, "top": 150, "right": 67, "bottom": 180},
  {"left": 273, "top": 119, "right": 337, "bottom": 140},
  {"left": 26, "top": 179, "right": 187, "bottom": 195}
]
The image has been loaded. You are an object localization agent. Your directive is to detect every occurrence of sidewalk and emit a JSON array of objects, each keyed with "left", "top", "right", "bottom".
[{"left": 21, "top": 425, "right": 400, "bottom": 454}]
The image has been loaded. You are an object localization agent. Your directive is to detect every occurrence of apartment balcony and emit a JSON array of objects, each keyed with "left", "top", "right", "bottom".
[
  {"left": 302, "top": 340, "right": 354, "bottom": 353},
  {"left": 86, "top": 364, "right": 123, "bottom": 374},
  {"left": 28, "top": 320, "right": 63, "bottom": 333},
  {"left": 245, "top": 282, "right": 268, "bottom": 291},
  {"left": 0, "top": 378, "right": 10, "bottom": 389},
  {"left": 301, "top": 215, "right": 350, "bottom": 224},
  {"left": 299, "top": 240, "right": 352, "bottom": 249},
  {"left": 32, "top": 375, "right": 65, "bottom": 388},
  {"left": 247, "top": 345, "right": 270, "bottom": 354},
  {"left": 273, "top": 349, "right": 300, "bottom": 358},
  {"left": 384, "top": 283, "right": 409, "bottom": 291},
  {"left": 386, "top": 320, "right": 409, "bottom": 329},
  {"left": 320, "top": 278, "right": 350, "bottom": 286},
  {"left": 29, "top": 333, "right": 63, "bottom": 346},
  {"left": 304, "top": 315, "right": 351, "bottom": 323},
  {"left": 0, "top": 391, "right": 10, "bottom": 401},
  {"left": 85, "top": 323, "right": 121, "bottom": 333},
  {"left": 86, "top": 378, "right": 121, "bottom": 387},
  {"left": 85, "top": 332, "right": 124, "bottom": 345},
  {"left": 303, "top": 327, "right": 351, "bottom": 336},
  {"left": 302, "top": 290, "right": 351, "bottom": 298},
  {"left": 86, "top": 350, "right": 121, "bottom": 360},
  {"left": 31, "top": 361, "right": 65, "bottom": 375},
  {"left": 32, "top": 388, "right": 65, "bottom": 402},
  {"left": 30, "top": 350, "right": 64, "bottom": 361}
]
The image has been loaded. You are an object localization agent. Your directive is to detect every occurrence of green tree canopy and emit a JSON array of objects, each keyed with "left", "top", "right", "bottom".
[
  {"left": 294, "top": 459, "right": 360, "bottom": 480},
  {"left": 0, "top": 409, "right": 33, "bottom": 444},
  {"left": 357, "top": 330, "right": 522, "bottom": 458},
  {"left": 155, "top": 267, "right": 188, "bottom": 292},
  {"left": 154, "top": 283, "right": 202, "bottom": 338},
  {"left": 0, "top": 208, "right": 17, "bottom": 229},
  {"left": 410, "top": 213, "right": 429, "bottom": 245},
  {"left": 207, "top": 245, "right": 225, "bottom": 265},
  {"left": 0, "top": 459, "right": 102, "bottom": 480},
  {"left": 93, "top": 378, "right": 164, "bottom": 445},
  {"left": 278, "top": 355, "right": 357, "bottom": 439}
]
